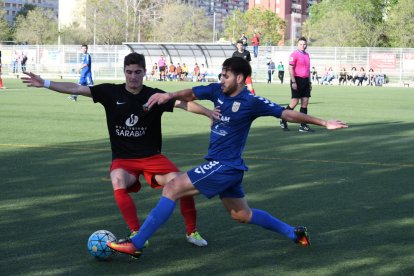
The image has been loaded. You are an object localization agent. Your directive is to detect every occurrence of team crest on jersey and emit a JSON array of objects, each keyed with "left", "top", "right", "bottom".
[
  {"left": 232, "top": 101, "right": 241, "bottom": 112},
  {"left": 125, "top": 114, "right": 139, "bottom": 127}
]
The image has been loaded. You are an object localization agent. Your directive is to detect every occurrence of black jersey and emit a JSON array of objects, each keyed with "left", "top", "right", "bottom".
[
  {"left": 232, "top": 50, "right": 252, "bottom": 62},
  {"left": 91, "top": 84, "right": 175, "bottom": 159}
]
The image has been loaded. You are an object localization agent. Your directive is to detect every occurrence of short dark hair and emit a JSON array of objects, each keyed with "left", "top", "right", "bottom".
[
  {"left": 81, "top": 44, "right": 88, "bottom": 48},
  {"left": 222, "top": 57, "right": 252, "bottom": 80},
  {"left": 236, "top": 40, "right": 243, "bottom": 44},
  {"left": 298, "top": 37, "right": 307, "bottom": 43},
  {"left": 124, "top": 52, "right": 146, "bottom": 70}
]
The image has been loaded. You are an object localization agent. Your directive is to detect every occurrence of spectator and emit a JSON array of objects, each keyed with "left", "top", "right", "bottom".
[
  {"left": 338, "top": 68, "right": 348, "bottom": 85},
  {"left": 21, "top": 52, "right": 28, "bottom": 73},
  {"left": 266, "top": 59, "right": 275, "bottom": 84},
  {"left": 349, "top": 67, "right": 357, "bottom": 85},
  {"left": 193, "top": 63, "right": 200, "bottom": 82},
  {"left": 251, "top": 32, "right": 260, "bottom": 58},
  {"left": 168, "top": 62, "right": 176, "bottom": 81},
  {"left": 181, "top": 63, "right": 189, "bottom": 81},
  {"left": 240, "top": 33, "right": 248, "bottom": 50},
  {"left": 310, "top": 66, "right": 318, "bottom": 84},
  {"left": 356, "top": 67, "right": 366, "bottom": 86},
  {"left": 367, "top": 68, "right": 375, "bottom": 86},
  {"left": 278, "top": 62, "right": 285, "bottom": 84},
  {"left": 150, "top": 63, "right": 158, "bottom": 81},
  {"left": 158, "top": 55, "right": 166, "bottom": 81},
  {"left": 200, "top": 64, "right": 208, "bottom": 82},
  {"left": 321, "top": 67, "right": 335, "bottom": 85},
  {"left": 176, "top": 63, "right": 182, "bottom": 81},
  {"left": 375, "top": 70, "right": 385, "bottom": 86}
]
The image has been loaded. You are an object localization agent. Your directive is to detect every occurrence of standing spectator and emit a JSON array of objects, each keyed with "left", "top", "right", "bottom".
[
  {"left": 158, "top": 55, "right": 167, "bottom": 81},
  {"left": 280, "top": 37, "right": 313, "bottom": 132},
  {"left": 338, "top": 68, "right": 348, "bottom": 85},
  {"left": 70, "top": 44, "right": 93, "bottom": 101},
  {"left": 367, "top": 68, "right": 375, "bottom": 86},
  {"left": 251, "top": 33, "right": 260, "bottom": 58},
  {"left": 12, "top": 51, "right": 19, "bottom": 74},
  {"left": 310, "top": 66, "right": 318, "bottom": 84},
  {"left": 266, "top": 59, "right": 275, "bottom": 84},
  {"left": 21, "top": 52, "right": 28, "bottom": 73},
  {"left": 356, "top": 67, "right": 366, "bottom": 86},
  {"left": 232, "top": 40, "right": 255, "bottom": 94},
  {"left": 240, "top": 33, "right": 248, "bottom": 50},
  {"left": 278, "top": 62, "right": 285, "bottom": 84},
  {"left": 21, "top": 52, "right": 213, "bottom": 248}
]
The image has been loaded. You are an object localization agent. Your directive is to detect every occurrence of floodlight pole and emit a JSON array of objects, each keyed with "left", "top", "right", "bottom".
[{"left": 213, "top": 12, "right": 216, "bottom": 43}]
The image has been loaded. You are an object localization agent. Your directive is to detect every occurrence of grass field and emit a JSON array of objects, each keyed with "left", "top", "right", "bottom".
[{"left": 1, "top": 78, "right": 413, "bottom": 276}]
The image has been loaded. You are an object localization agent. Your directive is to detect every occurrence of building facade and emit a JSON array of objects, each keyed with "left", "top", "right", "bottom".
[
  {"left": 248, "top": 0, "right": 321, "bottom": 45},
  {"left": 1, "top": 0, "right": 58, "bottom": 24}
]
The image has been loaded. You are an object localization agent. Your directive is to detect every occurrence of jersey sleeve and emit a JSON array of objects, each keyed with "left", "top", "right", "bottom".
[
  {"left": 251, "top": 95, "right": 285, "bottom": 119},
  {"left": 192, "top": 83, "right": 220, "bottom": 101},
  {"left": 90, "top": 83, "right": 111, "bottom": 105},
  {"left": 289, "top": 52, "right": 296, "bottom": 66}
]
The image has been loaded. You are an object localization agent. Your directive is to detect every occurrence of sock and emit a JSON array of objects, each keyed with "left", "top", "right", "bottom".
[
  {"left": 249, "top": 208, "right": 296, "bottom": 240},
  {"left": 300, "top": 107, "right": 308, "bottom": 127},
  {"left": 180, "top": 196, "right": 197, "bottom": 235},
  {"left": 114, "top": 189, "right": 140, "bottom": 232},
  {"left": 131, "top": 196, "right": 176, "bottom": 249}
]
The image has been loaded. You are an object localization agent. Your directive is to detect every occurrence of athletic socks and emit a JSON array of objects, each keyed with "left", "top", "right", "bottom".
[
  {"left": 300, "top": 107, "right": 308, "bottom": 127},
  {"left": 250, "top": 208, "right": 296, "bottom": 240},
  {"left": 114, "top": 189, "right": 140, "bottom": 232},
  {"left": 131, "top": 196, "right": 176, "bottom": 249},
  {"left": 179, "top": 196, "right": 197, "bottom": 235}
]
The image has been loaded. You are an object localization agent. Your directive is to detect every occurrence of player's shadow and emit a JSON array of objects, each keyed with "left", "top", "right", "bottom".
[{"left": 1, "top": 121, "right": 413, "bottom": 275}]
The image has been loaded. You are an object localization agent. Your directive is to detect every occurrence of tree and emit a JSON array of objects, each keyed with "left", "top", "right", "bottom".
[
  {"left": 152, "top": 3, "right": 211, "bottom": 42},
  {"left": 386, "top": 0, "right": 414, "bottom": 47},
  {"left": 223, "top": 8, "right": 285, "bottom": 45},
  {"left": 304, "top": 0, "right": 389, "bottom": 47},
  {"left": 13, "top": 8, "right": 58, "bottom": 44},
  {"left": 0, "top": 10, "right": 12, "bottom": 42}
]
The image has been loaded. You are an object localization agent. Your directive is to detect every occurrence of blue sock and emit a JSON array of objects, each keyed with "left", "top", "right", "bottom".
[
  {"left": 131, "top": 196, "right": 176, "bottom": 249},
  {"left": 249, "top": 208, "right": 296, "bottom": 240}
]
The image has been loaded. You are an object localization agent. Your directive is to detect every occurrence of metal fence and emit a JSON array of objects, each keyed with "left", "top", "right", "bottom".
[{"left": 1, "top": 44, "right": 414, "bottom": 86}]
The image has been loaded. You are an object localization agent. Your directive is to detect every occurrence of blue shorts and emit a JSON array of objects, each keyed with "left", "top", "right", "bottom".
[
  {"left": 79, "top": 73, "right": 93, "bottom": 86},
  {"left": 187, "top": 160, "right": 244, "bottom": 199}
]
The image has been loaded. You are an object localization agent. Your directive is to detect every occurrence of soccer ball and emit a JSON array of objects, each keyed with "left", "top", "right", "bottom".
[{"left": 87, "top": 230, "right": 117, "bottom": 260}]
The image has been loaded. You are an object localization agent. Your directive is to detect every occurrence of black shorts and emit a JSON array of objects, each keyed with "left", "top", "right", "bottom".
[{"left": 291, "top": 77, "right": 311, "bottom": 98}]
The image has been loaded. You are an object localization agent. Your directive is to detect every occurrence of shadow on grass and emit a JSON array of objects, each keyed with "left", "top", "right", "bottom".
[{"left": 0, "top": 121, "right": 413, "bottom": 275}]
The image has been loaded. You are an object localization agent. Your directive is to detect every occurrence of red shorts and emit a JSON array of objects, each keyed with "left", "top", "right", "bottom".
[{"left": 110, "top": 154, "right": 179, "bottom": 190}]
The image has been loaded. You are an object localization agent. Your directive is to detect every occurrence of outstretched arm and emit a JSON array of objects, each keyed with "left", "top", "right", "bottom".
[
  {"left": 21, "top": 72, "right": 92, "bottom": 97},
  {"left": 281, "top": 110, "right": 348, "bottom": 130}
]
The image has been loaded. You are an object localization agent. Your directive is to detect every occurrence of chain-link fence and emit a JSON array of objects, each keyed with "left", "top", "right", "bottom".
[{"left": 1, "top": 44, "right": 414, "bottom": 86}]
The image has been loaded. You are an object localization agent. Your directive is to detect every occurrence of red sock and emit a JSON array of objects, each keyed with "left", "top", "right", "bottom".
[
  {"left": 180, "top": 196, "right": 197, "bottom": 235},
  {"left": 113, "top": 189, "right": 140, "bottom": 232}
]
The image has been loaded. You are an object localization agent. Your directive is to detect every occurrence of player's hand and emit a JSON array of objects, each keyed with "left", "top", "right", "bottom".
[
  {"left": 146, "top": 93, "right": 172, "bottom": 110},
  {"left": 325, "top": 120, "right": 348, "bottom": 130},
  {"left": 291, "top": 82, "right": 298, "bottom": 90},
  {"left": 210, "top": 106, "right": 221, "bottom": 127},
  {"left": 21, "top": 72, "right": 44, "bottom": 88}
]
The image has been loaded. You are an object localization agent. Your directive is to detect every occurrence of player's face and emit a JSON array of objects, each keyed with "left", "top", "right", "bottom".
[
  {"left": 81, "top": 46, "right": 88, "bottom": 53},
  {"left": 297, "top": 40, "right": 307, "bottom": 51},
  {"left": 124, "top": 64, "right": 145, "bottom": 91},
  {"left": 237, "top": 43, "right": 244, "bottom": 52},
  {"left": 220, "top": 68, "right": 241, "bottom": 95}
]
